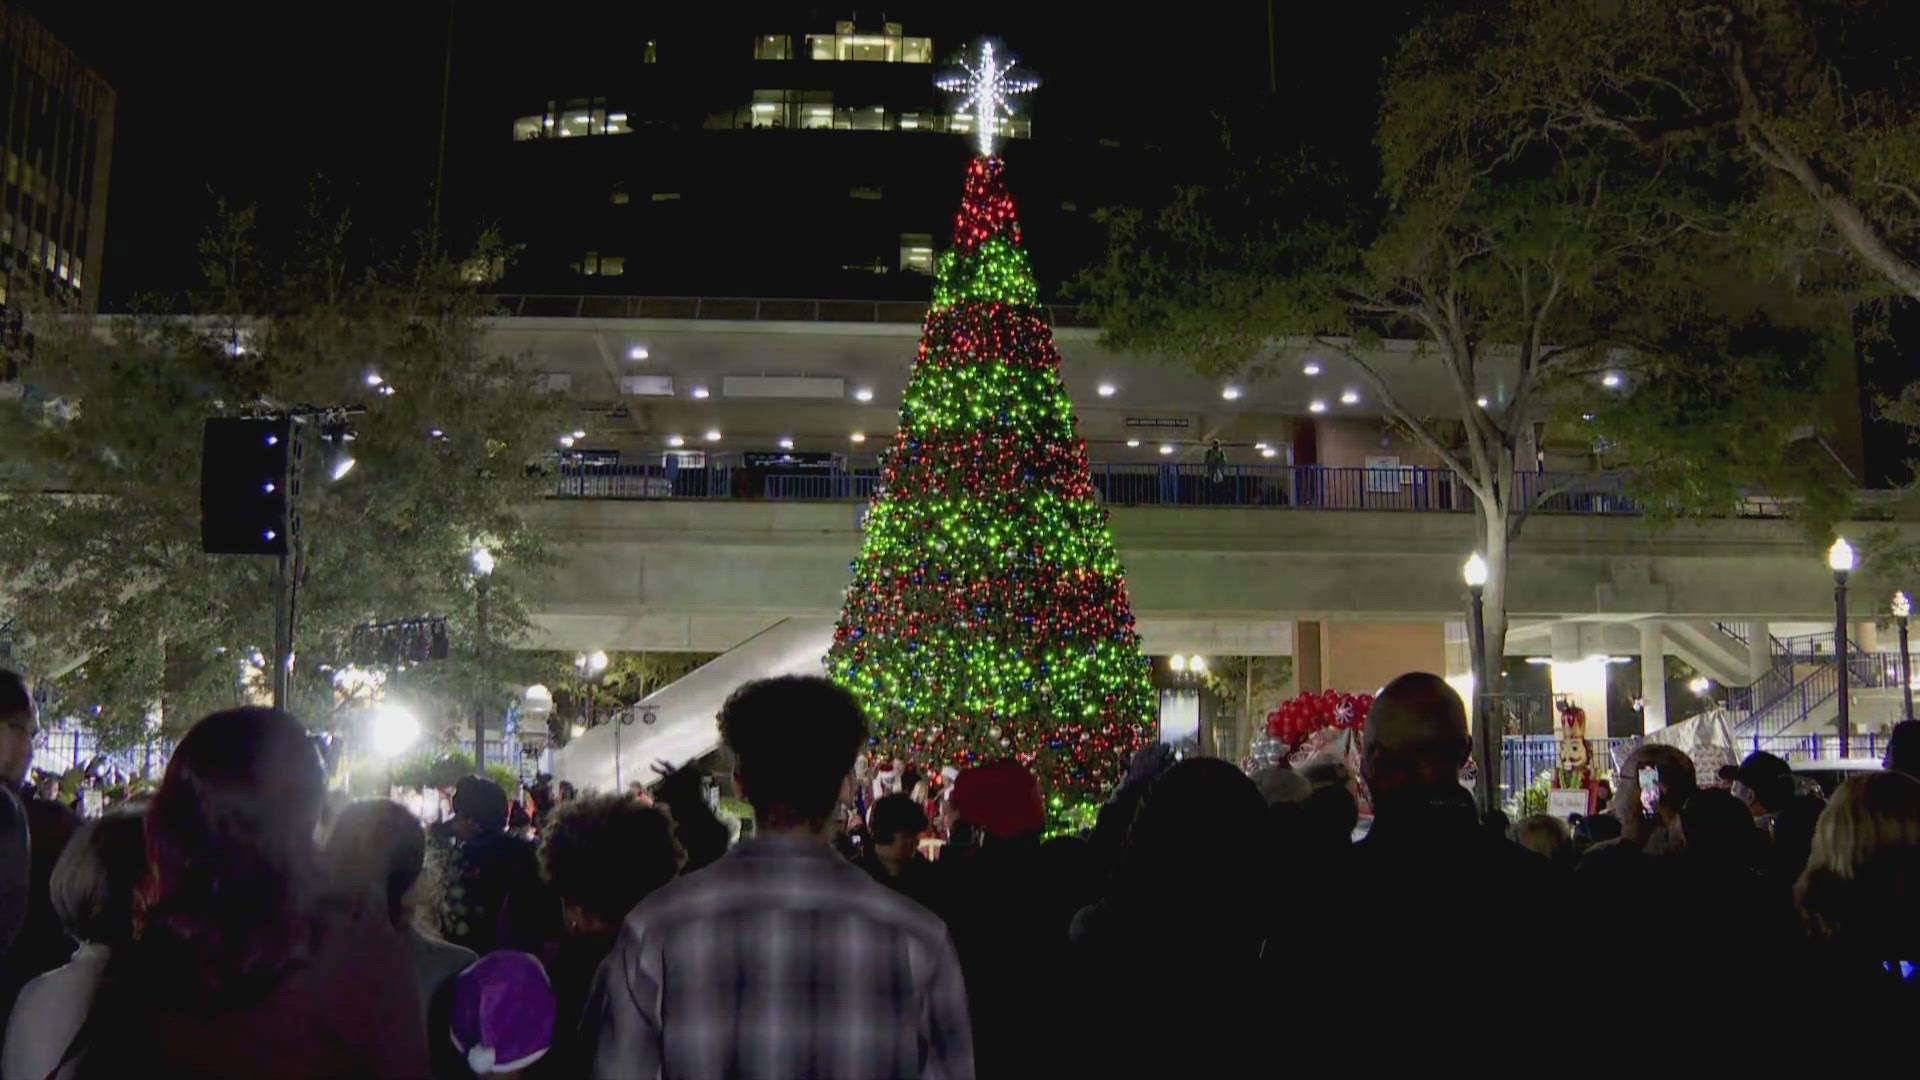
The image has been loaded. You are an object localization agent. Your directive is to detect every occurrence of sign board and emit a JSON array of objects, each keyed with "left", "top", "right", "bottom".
[
  {"left": 1547, "top": 788, "right": 1592, "bottom": 820},
  {"left": 1364, "top": 455, "right": 1405, "bottom": 492},
  {"left": 663, "top": 450, "right": 707, "bottom": 469},
  {"left": 1124, "top": 416, "right": 1192, "bottom": 429},
  {"left": 619, "top": 374, "right": 674, "bottom": 397},
  {"left": 744, "top": 451, "right": 838, "bottom": 470}
]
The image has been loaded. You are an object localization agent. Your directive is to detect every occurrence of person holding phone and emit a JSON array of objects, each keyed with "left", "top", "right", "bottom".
[{"left": 1612, "top": 745, "right": 1696, "bottom": 854}]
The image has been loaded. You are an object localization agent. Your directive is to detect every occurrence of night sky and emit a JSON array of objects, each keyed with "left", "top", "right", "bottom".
[{"left": 22, "top": 0, "right": 1419, "bottom": 308}]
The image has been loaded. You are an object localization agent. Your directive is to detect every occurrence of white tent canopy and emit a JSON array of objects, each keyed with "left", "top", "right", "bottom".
[{"left": 551, "top": 617, "right": 836, "bottom": 793}]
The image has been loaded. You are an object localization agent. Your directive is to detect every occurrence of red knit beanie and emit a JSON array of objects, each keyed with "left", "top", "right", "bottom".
[{"left": 950, "top": 760, "right": 1045, "bottom": 839}]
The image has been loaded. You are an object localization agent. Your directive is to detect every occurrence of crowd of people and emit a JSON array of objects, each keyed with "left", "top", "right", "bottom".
[{"left": 3, "top": 665, "right": 1920, "bottom": 1077}]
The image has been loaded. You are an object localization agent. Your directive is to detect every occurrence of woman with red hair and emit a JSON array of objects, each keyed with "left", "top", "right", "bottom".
[{"left": 76, "top": 707, "right": 429, "bottom": 1079}]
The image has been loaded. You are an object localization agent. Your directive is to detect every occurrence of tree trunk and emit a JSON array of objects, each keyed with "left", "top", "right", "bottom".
[{"left": 1469, "top": 442, "right": 1515, "bottom": 814}]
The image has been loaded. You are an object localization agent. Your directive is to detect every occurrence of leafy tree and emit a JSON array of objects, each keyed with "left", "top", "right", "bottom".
[
  {"left": 1393, "top": 0, "right": 1920, "bottom": 302},
  {"left": 530, "top": 650, "right": 716, "bottom": 747},
  {"left": 1077, "top": 7, "right": 1851, "bottom": 787},
  {"left": 0, "top": 204, "right": 568, "bottom": 748}
]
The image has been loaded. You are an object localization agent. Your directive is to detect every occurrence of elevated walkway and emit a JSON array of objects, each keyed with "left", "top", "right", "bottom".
[{"left": 551, "top": 616, "right": 836, "bottom": 793}]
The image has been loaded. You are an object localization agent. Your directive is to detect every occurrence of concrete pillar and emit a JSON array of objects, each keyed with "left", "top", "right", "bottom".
[
  {"left": 1747, "top": 625, "right": 1773, "bottom": 681},
  {"left": 1640, "top": 620, "right": 1669, "bottom": 733},
  {"left": 1549, "top": 622, "right": 1610, "bottom": 736},
  {"left": 1856, "top": 621, "right": 1879, "bottom": 654},
  {"left": 1294, "top": 621, "right": 1323, "bottom": 694}
]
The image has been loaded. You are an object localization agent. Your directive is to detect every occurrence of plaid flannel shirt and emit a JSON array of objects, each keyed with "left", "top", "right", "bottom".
[{"left": 588, "top": 835, "right": 974, "bottom": 1080}]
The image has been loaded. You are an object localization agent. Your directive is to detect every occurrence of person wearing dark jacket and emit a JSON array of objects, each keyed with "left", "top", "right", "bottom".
[
  {"left": 935, "top": 760, "right": 1080, "bottom": 1078},
  {"left": 0, "top": 670, "right": 81, "bottom": 1028},
  {"left": 1333, "top": 673, "right": 1553, "bottom": 1037},
  {"left": 534, "top": 794, "right": 683, "bottom": 1080},
  {"left": 646, "top": 762, "right": 730, "bottom": 873},
  {"left": 854, "top": 794, "right": 938, "bottom": 909},
  {"left": 1072, "top": 758, "right": 1272, "bottom": 1076},
  {"left": 439, "top": 777, "right": 550, "bottom": 956}
]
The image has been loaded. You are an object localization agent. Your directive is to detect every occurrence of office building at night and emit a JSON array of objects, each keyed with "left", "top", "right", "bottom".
[{"left": 0, "top": 1, "right": 112, "bottom": 314}]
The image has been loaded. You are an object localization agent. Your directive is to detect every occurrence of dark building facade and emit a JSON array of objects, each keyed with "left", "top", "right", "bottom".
[
  {"left": 0, "top": 1, "right": 112, "bottom": 314},
  {"left": 466, "top": 15, "right": 1162, "bottom": 302}
]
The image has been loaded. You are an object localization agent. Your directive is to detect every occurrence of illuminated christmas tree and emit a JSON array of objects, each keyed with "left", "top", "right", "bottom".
[{"left": 826, "top": 124, "right": 1157, "bottom": 803}]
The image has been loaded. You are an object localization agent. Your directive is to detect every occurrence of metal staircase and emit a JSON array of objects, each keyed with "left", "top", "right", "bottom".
[{"left": 1721, "top": 631, "right": 1904, "bottom": 744}]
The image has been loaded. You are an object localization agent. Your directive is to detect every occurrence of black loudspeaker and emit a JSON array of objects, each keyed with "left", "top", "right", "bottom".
[{"left": 200, "top": 417, "right": 297, "bottom": 554}]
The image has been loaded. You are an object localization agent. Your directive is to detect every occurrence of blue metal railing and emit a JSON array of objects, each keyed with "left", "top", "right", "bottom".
[
  {"left": 763, "top": 471, "right": 879, "bottom": 500},
  {"left": 1501, "top": 734, "right": 1638, "bottom": 799},
  {"left": 554, "top": 461, "right": 733, "bottom": 499},
  {"left": 557, "top": 462, "right": 1646, "bottom": 515},
  {"left": 1734, "top": 651, "right": 1903, "bottom": 740},
  {"left": 1739, "top": 731, "right": 1889, "bottom": 762}
]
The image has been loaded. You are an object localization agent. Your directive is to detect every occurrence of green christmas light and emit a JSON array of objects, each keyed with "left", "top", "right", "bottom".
[{"left": 826, "top": 156, "right": 1157, "bottom": 803}]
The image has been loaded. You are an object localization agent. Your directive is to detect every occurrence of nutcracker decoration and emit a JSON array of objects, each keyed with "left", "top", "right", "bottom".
[{"left": 1550, "top": 700, "right": 1601, "bottom": 813}]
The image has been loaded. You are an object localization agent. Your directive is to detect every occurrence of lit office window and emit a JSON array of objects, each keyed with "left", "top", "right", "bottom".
[
  {"left": 714, "top": 89, "right": 833, "bottom": 129},
  {"left": 948, "top": 114, "right": 1031, "bottom": 140},
  {"left": 835, "top": 105, "right": 887, "bottom": 131},
  {"left": 512, "top": 98, "right": 630, "bottom": 140},
  {"left": 573, "top": 253, "right": 626, "bottom": 277},
  {"left": 900, "top": 233, "right": 934, "bottom": 274},
  {"left": 804, "top": 21, "right": 932, "bottom": 62},
  {"left": 753, "top": 34, "right": 791, "bottom": 60},
  {"left": 849, "top": 185, "right": 883, "bottom": 200}
]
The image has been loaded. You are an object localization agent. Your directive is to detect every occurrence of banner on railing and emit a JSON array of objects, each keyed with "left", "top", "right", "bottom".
[{"left": 1642, "top": 712, "right": 1738, "bottom": 786}]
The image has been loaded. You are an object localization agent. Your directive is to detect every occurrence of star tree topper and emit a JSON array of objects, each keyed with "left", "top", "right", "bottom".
[{"left": 936, "top": 40, "right": 1038, "bottom": 157}]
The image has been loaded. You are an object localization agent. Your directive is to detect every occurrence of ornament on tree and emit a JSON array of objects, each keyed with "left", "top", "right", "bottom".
[{"left": 824, "top": 119, "right": 1154, "bottom": 804}]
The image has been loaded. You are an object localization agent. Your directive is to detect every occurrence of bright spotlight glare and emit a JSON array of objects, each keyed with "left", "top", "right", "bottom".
[
  {"left": 331, "top": 456, "right": 357, "bottom": 481},
  {"left": 369, "top": 704, "right": 421, "bottom": 757}
]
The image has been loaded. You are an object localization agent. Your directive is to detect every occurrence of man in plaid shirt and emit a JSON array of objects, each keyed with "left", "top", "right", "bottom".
[{"left": 589, "top": 676, "right": 974, "bottom": 1080}]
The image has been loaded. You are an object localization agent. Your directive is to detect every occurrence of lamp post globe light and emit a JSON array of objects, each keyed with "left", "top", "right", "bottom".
[
  {"left": 1895, "top": 590, "right": 1914, "bottom": 725},
  {"left": 1463, "top": 553, "right": 1493, "bottom": 813},
  {"left": 1829, "top": 537, "right": 1855, "bottom": 757}
]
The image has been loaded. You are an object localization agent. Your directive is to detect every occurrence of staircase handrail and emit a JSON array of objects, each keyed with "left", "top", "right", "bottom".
[
  {"left": 1739, "top": 652, "right": 1903, "bottom": 739},
  {"left": 1747, "top": 662, "right": 1839, "bottom": 739}
]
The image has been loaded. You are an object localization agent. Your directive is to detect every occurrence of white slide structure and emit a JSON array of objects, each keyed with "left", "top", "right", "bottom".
[{"left": 551, "top": 616, "right": 837, "bottom": 793}]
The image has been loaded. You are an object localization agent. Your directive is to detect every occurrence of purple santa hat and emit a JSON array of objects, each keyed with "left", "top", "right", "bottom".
[{"left": 449, "top": 951, "right": 556, "bottom": 1075}]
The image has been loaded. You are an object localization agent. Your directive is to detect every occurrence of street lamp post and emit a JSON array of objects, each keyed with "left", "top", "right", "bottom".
[
  {"left": 1830, "top": 538, "right": 1855, "bottom": 758},
  {"left": 471, "top": 547, "right": 495, "bottom": 772},
  {"left": 1463, "top": 553, "right": 1494, "bottom": 814},
  {"left": 1895, "top": 590, "right": 1914, "bottom": 725},
  {"left": 576, "top": 649, "right": 611, "bottom": 783}
]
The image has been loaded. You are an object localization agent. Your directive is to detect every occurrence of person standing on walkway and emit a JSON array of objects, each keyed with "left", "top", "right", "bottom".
[{"left": 588, "top": 677, "right": 972, "bottom": 1080}]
